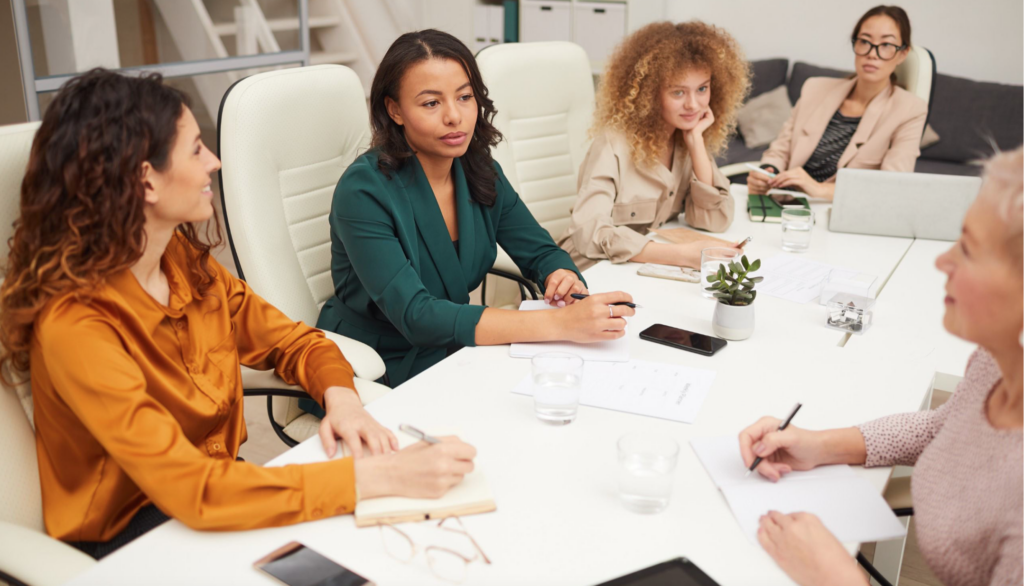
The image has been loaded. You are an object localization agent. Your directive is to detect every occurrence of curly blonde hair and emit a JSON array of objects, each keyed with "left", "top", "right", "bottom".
[{"left": 593, "top": 21, "right": 750, "bottom": 168}]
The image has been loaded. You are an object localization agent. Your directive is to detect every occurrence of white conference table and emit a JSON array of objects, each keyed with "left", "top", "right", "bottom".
[{"left": 67, "top": 187, "right": 953, "bottom": 586}]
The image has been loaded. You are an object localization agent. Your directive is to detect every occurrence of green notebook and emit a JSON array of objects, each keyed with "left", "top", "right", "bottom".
[{"left": 747, "top": 193, "right": 811, "bottom": 223}]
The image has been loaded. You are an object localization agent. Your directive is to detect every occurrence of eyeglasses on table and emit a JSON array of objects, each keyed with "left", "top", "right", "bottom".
[{"left": 378, "top": 516, "right": 491, "bottom": 584}]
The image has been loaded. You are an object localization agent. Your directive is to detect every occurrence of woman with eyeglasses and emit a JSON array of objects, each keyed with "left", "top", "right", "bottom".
[{"left": 748, "top": 5, "right": 927, "bottom": 201}]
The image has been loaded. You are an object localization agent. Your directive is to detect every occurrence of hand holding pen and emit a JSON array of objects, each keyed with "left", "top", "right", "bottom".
[{"left": 738, "top": 404, "right": 826, "bottom": 482}]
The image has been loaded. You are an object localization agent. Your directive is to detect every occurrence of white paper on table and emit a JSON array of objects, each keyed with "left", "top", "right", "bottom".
[
  {"left": 508, "top": 300, "right": 629, "bottom": 362},
  {"left": 723, "top": 476, "right": 907, "bottom": 544},
  {"left": 691, "top": 436, "right": 905, "bottom": 545},
  {"left": 512, "top": 359, "right": 717, "bottom": 423},
  {"left": 756, "top": 256, "right": 864, "bottom": 304}
]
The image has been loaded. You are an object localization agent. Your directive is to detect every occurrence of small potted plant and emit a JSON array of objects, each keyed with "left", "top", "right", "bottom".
[{"left": 705, "top": 255, "right": 762, "bottom": 340}]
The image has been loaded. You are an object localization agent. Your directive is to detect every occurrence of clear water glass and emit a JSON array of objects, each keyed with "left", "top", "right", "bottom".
[
  {"left": 781, "top": 208, "right": 814, "bottom": 252},
  {"left": 532, "top": 352, "right": 583, "bottom": 425},
  {"left": 617, "top": 433, "right": 679, "bottom": 514},
  {"left": 700, "top": 247, "right": 740, "bottom": 298}
]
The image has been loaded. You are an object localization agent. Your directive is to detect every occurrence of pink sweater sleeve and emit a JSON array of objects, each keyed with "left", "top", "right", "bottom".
[{"left": 856, "top": 397, "right": 957, "bottom": 468}]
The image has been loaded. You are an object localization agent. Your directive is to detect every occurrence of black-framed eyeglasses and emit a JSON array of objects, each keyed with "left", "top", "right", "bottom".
[{"left": 852, "top": 39, "right": 906, "bottom": 61}]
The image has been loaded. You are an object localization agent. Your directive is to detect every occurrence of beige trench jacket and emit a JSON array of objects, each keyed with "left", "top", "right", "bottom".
[
  {"left": 557, "top": 131, "right": 733, "bottom": 270},
  {"left": 761, "top": 77, "right": 928, "bottom": 179}
]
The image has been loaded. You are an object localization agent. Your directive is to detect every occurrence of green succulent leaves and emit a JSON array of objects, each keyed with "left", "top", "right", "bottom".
[{"left": 705, "top": 255, "right": 762, "bottom": 306}]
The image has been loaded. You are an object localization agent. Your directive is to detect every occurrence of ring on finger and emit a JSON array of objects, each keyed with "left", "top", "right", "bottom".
[{"left": 608, "top": 305, "right": 614, "bottom": 318}]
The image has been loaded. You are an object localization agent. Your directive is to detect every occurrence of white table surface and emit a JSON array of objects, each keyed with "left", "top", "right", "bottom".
[{"left": 66, "top": 188, "right": 948, "bottom": 586}]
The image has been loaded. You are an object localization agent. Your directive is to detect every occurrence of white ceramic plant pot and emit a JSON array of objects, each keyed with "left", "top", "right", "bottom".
[{"left": 712, "top": 301, "right": 754, "bottom": 340}]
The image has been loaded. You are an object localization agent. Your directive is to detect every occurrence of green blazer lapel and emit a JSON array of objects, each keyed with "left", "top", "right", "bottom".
[
  {"left": 401, "top": 156, "right": 470, "bottom": 304},
  {"left": 451, "top": 159, "right": 479, "bottom": 280}
]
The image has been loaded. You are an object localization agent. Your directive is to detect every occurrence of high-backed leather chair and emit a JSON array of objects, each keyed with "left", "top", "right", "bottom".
[
  {"left": 217, "top": 64, "right": 390, "bottom": 445},
  {"left": 476, "top": 42, "right": 597, "bottom": 307},
  {"left": 0, "top": 122, "right": 98, "bottom": 586}
]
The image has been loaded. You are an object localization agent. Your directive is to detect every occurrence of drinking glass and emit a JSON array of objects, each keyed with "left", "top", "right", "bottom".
[
  {"left": 531, "top": 352, "right": 583, "bottom": 425},
  {"left": 781, "top": 208, "right": 814, "bottom": 252},
  {"left": 616, "top": 433, "right": 679, "bottom": 513},
  {"left": 700, "top": 247, "right": 740, "bottom": 298}
]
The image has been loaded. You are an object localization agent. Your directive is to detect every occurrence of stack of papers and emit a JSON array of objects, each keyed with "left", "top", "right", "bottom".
[
  {"left": 512, "top": 359, "right": 717, "bottom": 423},
  {"left": 690, "top": 436, "right": 906, "bottom": 544},
  {"left": 509, "top": 300, "right": 629, "bottom": 362},
  {"left": 756, "top": 256, "right": 868, "bottom": 304}
]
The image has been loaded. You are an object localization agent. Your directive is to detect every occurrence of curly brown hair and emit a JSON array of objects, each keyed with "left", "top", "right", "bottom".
[
  {"left": 593, "top": 21, "right": 750, "bottom": 168},
  {"left": 0, "top": 69, "right": 220, "bottom": 381}
]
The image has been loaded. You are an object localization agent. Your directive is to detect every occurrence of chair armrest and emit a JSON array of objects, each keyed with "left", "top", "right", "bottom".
[
  {"left": 319, "top": 330, "right": 386, "bottom": 381},
  {"left": 719, "top": 161, "right": 761, "bottom": 179},
  {"left": 0, "top": 521, "right": 96, "bottom": 586}
]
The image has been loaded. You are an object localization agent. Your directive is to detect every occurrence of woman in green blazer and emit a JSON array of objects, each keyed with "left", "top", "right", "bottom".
[{"left": 315, "top": 30, "right": 635, "bottom": 390}]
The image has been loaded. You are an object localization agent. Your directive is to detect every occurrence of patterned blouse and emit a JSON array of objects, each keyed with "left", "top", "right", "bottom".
[{"left": 803, "top": 111, "right": 861, "bottom": 182}]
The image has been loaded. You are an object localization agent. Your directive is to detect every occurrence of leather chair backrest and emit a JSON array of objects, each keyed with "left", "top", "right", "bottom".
[
  {"left": 895, "top": 45, "right": 936, "bottom": 111},
  {"left": 218, "top": 65, "right": 371, "bottom": 325},
  {"left": 0, "top": 122, "right": 45, "bottom": 531},
  {"left": 477, "top": 42, "right": 596, "bottom": 240}
]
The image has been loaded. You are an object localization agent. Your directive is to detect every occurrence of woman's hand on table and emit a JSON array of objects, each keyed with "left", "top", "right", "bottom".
[
  {"left": 758, "top": 511, "right": 868, "bottom": 586},
  {"left": 355, "top": 436, "right": 477, "bottom": 500},
  {"left": 320, "top": 386, "right": 399, "bottom": 458},
  {"left": 767, "top": 168, "right": 831, "bottom": 200},
  {"left": 554, "top": 291, "right": 635, "bottom": 342},
  {"left": 544, "top": 269, "right": 588, "bottom": 307},
  {"left": 746, "top": 166, "right": 775, "bottom": 195}
]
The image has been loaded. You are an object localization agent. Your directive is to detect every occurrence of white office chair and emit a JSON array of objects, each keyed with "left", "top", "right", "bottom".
[
  {"left": 476, "top": 42, "right": 596, "bottom": 307},
  {"left": 218, "top": 65, "right": 391, "bottom": 445},
  {"left": 723, "top": 45, "right": 937, "bottom": 180},
  {"left": 0, "top": 122, "right": 98, "bottom": 586}
]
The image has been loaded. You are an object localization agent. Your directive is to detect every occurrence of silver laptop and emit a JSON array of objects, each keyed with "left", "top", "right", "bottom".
[{"left": 829, "top": 169, "right": 982, "bottom": 241}]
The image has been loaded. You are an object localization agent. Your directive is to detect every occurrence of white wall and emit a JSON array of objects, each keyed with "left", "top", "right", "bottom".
[{"left": 667, "top": 0, "right": 1023, "bottom": 85}]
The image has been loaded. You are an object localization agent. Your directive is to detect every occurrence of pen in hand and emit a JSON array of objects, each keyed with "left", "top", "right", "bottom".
[
  {"left": 746, "top": 403, "right": 802, "bottom": 478},
  {"left": 569, "top": 293, "right": 643, "bottom": 309},
  {"left": 399, "top": 423, "right": 440, "bottom": 444}
]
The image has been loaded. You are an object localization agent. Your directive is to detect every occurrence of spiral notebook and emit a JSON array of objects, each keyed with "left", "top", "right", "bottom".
[{"left": 342, "top": 428, "right": 496, "bottom": 527}]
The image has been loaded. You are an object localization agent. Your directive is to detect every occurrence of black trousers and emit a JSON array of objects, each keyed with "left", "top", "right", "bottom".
[{"left": 67, "top": 504, "right": 170, "bottom": 560}]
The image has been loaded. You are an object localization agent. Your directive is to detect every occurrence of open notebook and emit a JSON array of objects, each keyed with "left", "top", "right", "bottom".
[
  {"left": 508, "top": 300, "right": 629, "bottom": 362},
  {"left": 691, "top": 436, "right": 906, "bottom": 545},
  {"left": 342, "top": 428, "right": 496, "bottom": 527}
]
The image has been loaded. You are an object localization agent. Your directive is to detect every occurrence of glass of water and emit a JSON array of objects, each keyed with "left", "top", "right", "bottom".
[
  {"left": 781, "top": 208, "right": 814, "bottom": 252},
  {"left": 617, "top": 433, "right": 679, "bottom": 513},
  {"left": 700, "top": 247, "right": 740, "bottom": 298},
  {"left": 532, "top": 352, "right": 583, "bottom": 425}
]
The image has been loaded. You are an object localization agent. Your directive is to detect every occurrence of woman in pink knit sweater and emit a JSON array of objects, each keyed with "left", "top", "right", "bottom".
[{"left": 739, "top": 147, "right": 1023, "bottom": 586}]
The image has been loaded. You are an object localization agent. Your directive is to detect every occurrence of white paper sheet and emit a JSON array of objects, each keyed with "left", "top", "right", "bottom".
[
  {"left": 512, "top": 359, "right": 716, "bottom": 423},
  {"left": 756, "top": 256, "right": 863, "bottom": 304},
  {"left": 508, "top": 300, "right": 629, "bottom": 362},
  {"left": 723, "top": 476, "right": 907, "bottom": 544},
  {"left": 690, "top": 436, "right": 906, "bottom": 545}
]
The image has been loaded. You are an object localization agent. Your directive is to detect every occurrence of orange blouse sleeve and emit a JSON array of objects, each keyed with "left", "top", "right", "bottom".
[
  {"left": 216, "top": 259, "right": 356, "bottom": 405},
  {"left": 35, "top": 298, "right": 357, "bottom": 532}
]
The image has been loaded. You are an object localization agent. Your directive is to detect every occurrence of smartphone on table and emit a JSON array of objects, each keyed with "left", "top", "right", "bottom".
[
  {"left": 254, "top": 541, "right": 374, "bottom": 586},
  {"left": 639, "top": 324, "right": 727, "bottom": 357}
]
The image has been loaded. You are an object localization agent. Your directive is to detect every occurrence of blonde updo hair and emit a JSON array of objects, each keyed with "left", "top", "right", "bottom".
[
  {"left": 592, "top": 21, "right": 750, "bottom": 168},
  {"left": 977, "top": 147, "right": 1024, "bottom": 264}
]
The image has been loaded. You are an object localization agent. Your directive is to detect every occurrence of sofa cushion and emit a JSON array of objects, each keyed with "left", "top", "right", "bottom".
[
  {"left": 788, "top": 62, "right": 850, "bottom": 105},
  {"left": 737, "top": 86, "right": 792, "bottom": 149},
  {"left": 748, "top": 58, "right": 789, "bottom": 100},
  {"left": 717, "top": 136, "right": 769, "bottom": 168},
  {"left": 914, "top": 158, "right": 983, "bottom": 177},
  {"left": 921, "top": 73, "right": 1024, "bottom": 163}
]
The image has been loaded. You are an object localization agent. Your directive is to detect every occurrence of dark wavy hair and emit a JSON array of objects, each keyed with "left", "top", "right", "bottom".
[
  {"left": 852, "top": 5, "right": 912, "bottom": 85},
  {"left": 369, "top": 29, "right": 503, "bottom": 206},
  {"left": 0, "top": 68, "right": 220, "bottom": 380}
]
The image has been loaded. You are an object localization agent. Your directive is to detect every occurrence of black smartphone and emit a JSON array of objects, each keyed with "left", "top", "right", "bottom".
[
  {"left": 597, "top": 557, "right": 721, "bottom": 586},
  {"left": 639, "top": 324, "right": 727, "bottom": 357},
  {"left": 769, "top": 192, "right": 807, "bottom": 206},
  {"left": 254, "top": 542, "right": 374, "bottom": 586}
]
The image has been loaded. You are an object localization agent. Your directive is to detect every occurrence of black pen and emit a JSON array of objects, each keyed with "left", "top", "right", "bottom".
[
  {"left": 569, "top": 293, "right": 643, "bottom": 309},
  {"left": 746, "top": 402, "right": 802, "bottom": 477}
]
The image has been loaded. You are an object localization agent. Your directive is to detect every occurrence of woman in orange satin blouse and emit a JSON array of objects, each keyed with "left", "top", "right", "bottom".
[{"left": 0, "top": 69, "right": 476, "bottom": 559}]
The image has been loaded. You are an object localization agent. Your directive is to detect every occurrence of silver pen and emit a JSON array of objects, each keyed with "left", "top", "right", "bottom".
[{"left": 399, "top": 423, "right": 440, "bottom": 444}]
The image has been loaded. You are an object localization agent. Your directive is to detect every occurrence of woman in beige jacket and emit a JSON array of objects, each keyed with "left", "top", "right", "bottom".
[
  {"left": 558, "top": 21, "right": 750, "bottom": 270},
  {"left": 749, "top": 6, "right": 928, "bottom": 201}
]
